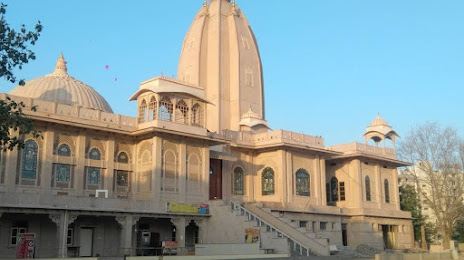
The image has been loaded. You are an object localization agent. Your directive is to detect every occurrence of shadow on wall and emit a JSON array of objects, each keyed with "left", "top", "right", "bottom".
[{"left": 39, "top": 88, "right": 75, "bottom": 106}]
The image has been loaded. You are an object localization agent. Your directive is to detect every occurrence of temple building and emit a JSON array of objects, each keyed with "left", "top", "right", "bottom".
[{"left": 0, "top": 0, "right": 413, "bottom": 257}]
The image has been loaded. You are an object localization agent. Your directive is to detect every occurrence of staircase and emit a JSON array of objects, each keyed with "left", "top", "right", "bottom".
[{"left": 232, "top": 201, "right": 330, "bottom": 256}]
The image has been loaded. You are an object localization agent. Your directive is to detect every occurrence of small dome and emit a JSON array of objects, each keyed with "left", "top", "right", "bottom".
[
  {"left": 370, "top": 114, "right": 388, "bottom": 127},
  {"left": 9, "top": 54, "right": 113, "bottom": 113},
  {"left": 241, "top": 107, "right": 260, "bottom": 119}
]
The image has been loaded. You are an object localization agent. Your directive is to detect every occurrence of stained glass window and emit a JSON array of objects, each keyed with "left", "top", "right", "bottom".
[
  {"left": 21, "top": 140, "right": 38, "bottom": 179},
  {"left": 117, "top": 152, "right": 129, "bottom": 164},
  {"left": 57, "top": 144, "right": 71, "bottom": 156},
  {"left": 261, "top": 167, "right": 275, "bottom": 195},
  {"left": 56, "top": 164, "right": 71, "bottom": 182},
  {"left": 384, "top": 179, "right": 390, "bottom": 203},
  {"left": 87, "top": 167, "right": 100, "bottom": 185},
  {"left": 116, "top": 170, "right": 128, "bottom": 186},
  {"left": 234, "top": 167, "right": 244, "bottom": 195},
  {"left": 365, "top": 176, "right": 371, "bottom": 201},
  {"left": 89, "top": 148, "right": 101, "bottom": 160},
  {"left": 296, "top": 169, "right": 310, "bottom": 196}
]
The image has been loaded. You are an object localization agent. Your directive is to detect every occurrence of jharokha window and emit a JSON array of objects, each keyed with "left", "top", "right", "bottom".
[
  {"left": 296, "top": 169, "right": 310, "bottom": 196},
  {"left": 261, "top": 167, "right": 275, "bottom": 195},
  {"left": 175, "top": 100, "right": 189, "bottom": 124},
  {"left": 148, "top": 96, "right": 157, "bottom": 121},
  {"left": 233, "top": 167, "right": 244, "bottom": 195},
  {"left": 21, "top": 140, "right": 38, "bottom": 179},
  {"left": 139, "top": 99, "right": 148, "bottom": 123},
  {"left": 191, "top": 103, "right": 203, "bottom": 127}
]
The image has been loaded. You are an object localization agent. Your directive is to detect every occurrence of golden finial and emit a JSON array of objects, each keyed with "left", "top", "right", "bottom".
[{"left": 203, "top": 0, "right": 207, "bottom": 7}]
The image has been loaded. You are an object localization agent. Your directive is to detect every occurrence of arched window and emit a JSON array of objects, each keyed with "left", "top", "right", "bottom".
[
  {"left": 296, "top": 169, "right": 310, "bottom": 196},
  {"left": 57, "top": 144, "right": 71, "bottom": 156},
  {"left": 139, "top": 99, "right": 148, "bottom": 123},
  {"left": 384, "top": 179, "right": 390, "bottom": 203},
  {"left": 89, "top": 148, "right": 101, "bottom": 160},
  {"left": 159, "top": 97, "right": 173, "bottom": 121},
  {"left": 148, "top": 96, "right": 157, "bottom": 121},
  {"left": 175, "top": 100, "right": 189, "bottom": 124},
  {"left": 365, "top": 176, "right": 371, "bottom": 201},
  {"left": 162, "top": 150, "right": 177, "bottom": 192},
  {"left": 234, "top": 167, "right": 244, "bottom": 195},
  {"left": 191, "top": 103, "right": 203, "bottom": 127},
  {"left": 117, "top": 152, "right": 129, "bottom": 164},
  {"left": 21, "top": 140, "right": 38, "bottom": 179},
  {"left": 261, "top": 167, "right": 275, "bottom": 195}
]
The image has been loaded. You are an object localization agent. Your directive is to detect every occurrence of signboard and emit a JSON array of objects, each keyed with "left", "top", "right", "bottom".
[
  {"left": 245, "top": 228, "right": 260, "bottom": 243},
  {"left": 163, "top": 241, "right": 178, "bottom": 249},
  {"left": 167, "top": 202, "right": 209, "bottom": 214},
  {"left": 16, "top": 233, "right": 35, "bottom": 259}
]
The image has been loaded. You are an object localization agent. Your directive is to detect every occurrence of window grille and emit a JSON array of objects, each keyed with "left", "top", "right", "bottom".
[
  {"left": 340, "top": 182, "right": 345, "bottom": 201},
  {"left": 320, "top": 222, "right": 327, "bottom": 230},
  {"left": 159, "top": 97, "right": 173, "bottom": 121},
  {"left": 191, "top": 104, "right": 203, "bottom": 127},
  {"left": 175, "top": 100, "right": 189, "bottom": 124},
  {"left": 261, "top": 167, "right": 275, "bottom": 195},
  {"left": 139, "top": 99, "right": 148, "bottom": 123},
  {"left": 234, "top": 167, "right": 244, "bottom": 195},
  {"left": 148, "top": 96, "right": 157, "bottom": 121}
]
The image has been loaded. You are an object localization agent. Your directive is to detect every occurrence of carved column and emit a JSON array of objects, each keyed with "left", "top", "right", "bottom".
[
  {"left": 171, "top": 218, "right": 186, "bottom": 248},
  {"left": 116, "top": 216, "right": 139, "bottom": 256},
  {"left": 49, "top": 212, "right": 70, "bottom": 258}
]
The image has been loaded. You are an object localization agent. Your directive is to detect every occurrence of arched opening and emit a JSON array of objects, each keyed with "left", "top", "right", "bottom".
[
  {"left": 185, "top": 220, "right": 199, "bottom": 247},
  {"left": 139, "top": 99, "right": 148, "bottom": 123},
  {"left": 261, "top": 167, "right": 275, "bottom": 195},
  {"left": 57, "top": 143, "right": 71, "bottom": 156},
  {"left": 295, "top": 168, "right": 310, "bottom": 196},
  {"left": 148, "top": 96, "right": 157, "bottom": 121},
  {"left": 159, "top": 97, "right": 173, "bottom": 121},
  {"left": 191, "top": 103, "right": 203, "bottom": 127},
  {"left": 175, "top": 100, "right": 189, "bottom": 124},
  {"left": 233, "top": 167, "right": 244, "bottom": 195}
]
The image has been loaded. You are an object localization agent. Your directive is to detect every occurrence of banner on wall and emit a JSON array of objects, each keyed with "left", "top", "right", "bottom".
[
  {"left": 245, "top": 228, "right": 260, "bottom": 243},
  {"left": 167, "top": 202, "right": 210, "bottom": 214},
  {"left": 16, "top": 233, "right": 36, "bottom": 259}
]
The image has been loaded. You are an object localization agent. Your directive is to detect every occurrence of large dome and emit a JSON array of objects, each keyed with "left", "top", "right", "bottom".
[{"left": 9, "top": 54, "right": 113, "bottom": 113}]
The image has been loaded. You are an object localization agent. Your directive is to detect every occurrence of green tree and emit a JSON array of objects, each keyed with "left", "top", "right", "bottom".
[
  {"left": 452, "top": 219, "right": 464, "bottom": 243},
  {"left": 399, "top": 184, "right": 424, "bottom": 242},
  {"left": 0, "top": 2, "right": 42, "bottom": 150}
]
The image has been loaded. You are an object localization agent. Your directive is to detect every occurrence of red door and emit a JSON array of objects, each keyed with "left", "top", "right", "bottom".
[{"left": 209, "top": 159, "right": 222, "bottom": 200}]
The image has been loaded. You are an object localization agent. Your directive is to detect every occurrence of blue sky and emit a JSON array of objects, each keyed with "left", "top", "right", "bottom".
[{"left": 1, "top": 0, "right": 463, "bottom": 146}]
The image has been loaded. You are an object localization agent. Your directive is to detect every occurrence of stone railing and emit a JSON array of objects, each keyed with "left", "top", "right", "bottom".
[
  {"left": 2, "top": 93, "right": 137, "bottom": 129},
  {"left": 222, "top": 129, "right": 324, "bottom": 148},
  {"left": 328, "top": 142, "right": 397, "bottom": 159}
]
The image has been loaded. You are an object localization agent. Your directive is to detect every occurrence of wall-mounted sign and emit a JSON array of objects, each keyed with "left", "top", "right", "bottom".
[
  {"left": 167, "top": 202, "right": 210, "bottom": 214},
  {"left": 16, "top": 233, "right": 36, "bottom": 259}
]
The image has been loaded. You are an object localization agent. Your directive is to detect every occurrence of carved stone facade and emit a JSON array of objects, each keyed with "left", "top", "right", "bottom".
[{"left": 0, "top": 0, "right": 413, "bottom": 258}]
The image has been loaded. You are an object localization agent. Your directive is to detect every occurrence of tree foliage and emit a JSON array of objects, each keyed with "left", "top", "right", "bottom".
[
  {"left": 0, "top": 3, "right": 42, "bottom": 85},
  {"left": 0, "top": 2, "right": 42, "bottom": 150},
  {"left": 399, "top": 184, "right": 424, "bottom": 242},
  {"left": 398, "top": 122, "right": 464, "bottom": 249}
]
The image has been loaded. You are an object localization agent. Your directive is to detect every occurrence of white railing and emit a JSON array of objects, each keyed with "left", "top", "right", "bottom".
[{"left": 230, "top": 201, "right": 323, "bottom": 256}]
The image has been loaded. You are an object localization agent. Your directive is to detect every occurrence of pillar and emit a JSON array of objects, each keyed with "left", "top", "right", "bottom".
[
  {"left": 171, "top": 218, "right": 186, "bottom": 248},
  {"left": 320, "top": 158, "right": 327, "bottom": 206},
  {"left": 116, "top": 216, "right": 139, "bottom": 256},
  {"left": 375, "top": 164, "right": 382, "bottom": 209},
  {"left": 49, "top": 212, "right": 77, "bottom": 258}
]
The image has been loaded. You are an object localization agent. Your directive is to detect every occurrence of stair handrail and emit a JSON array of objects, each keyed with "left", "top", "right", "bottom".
[{"left": 230, "top": 201, "right": 328, "bottom": 256}]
